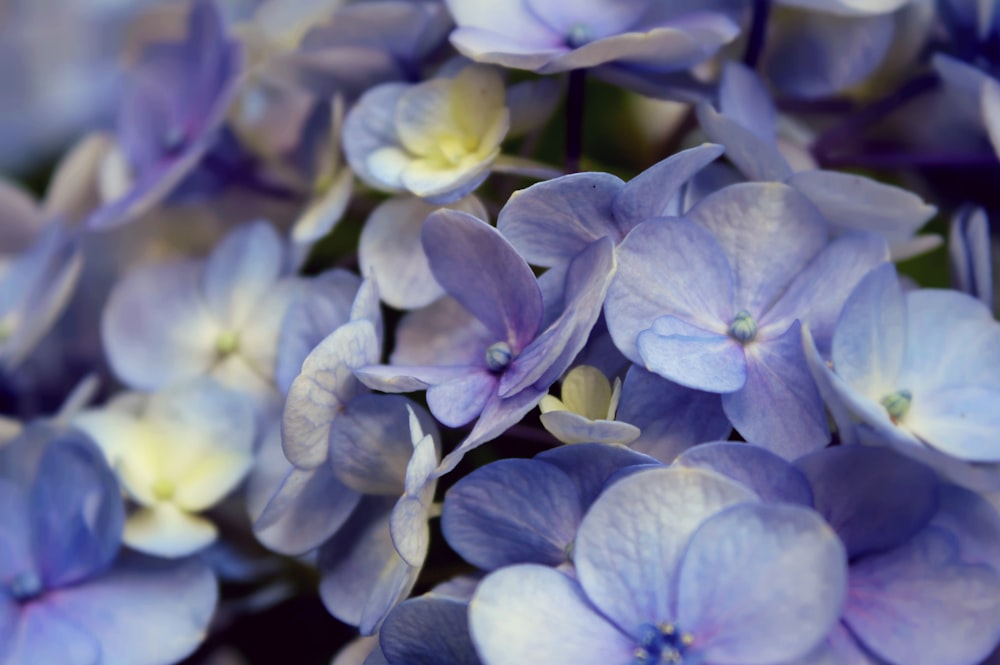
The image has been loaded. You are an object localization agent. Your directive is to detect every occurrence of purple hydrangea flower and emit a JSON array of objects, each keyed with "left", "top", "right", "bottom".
[
  {"left": 86, "top": 0, "right": 242, "bottom": 230},
  {"left": 358, "top": 210, "right": 615, "bottom": 474},
  {"left": 445, "top": 0, "right": 741, "bottom": 78},
  {"left": 605, "top": 181, "right": 889, "bottom": 457},
  {"left": 0, "top": 425, "right": 217, "bottom": 665},
  {"left": 469, "top": 465, "right": 847, "bottom": 665},
  {"left": 805, "top": 263, "right": 1000, "bottom": 483}
]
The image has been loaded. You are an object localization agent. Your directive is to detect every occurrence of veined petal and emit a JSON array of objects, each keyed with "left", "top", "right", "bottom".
[{"left": 469, "top": 565, "right": 635, "bottom": 665}]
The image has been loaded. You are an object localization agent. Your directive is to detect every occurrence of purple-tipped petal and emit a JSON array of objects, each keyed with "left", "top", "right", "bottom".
[
  {"left": 423, "top": 210, "right": 543, "bottom": 348},
  {"left": 390, "top": 296, "right": 493, "bottom": 367},
  {"left": 677, "top": 503, "right": 847, "bottom": 664},
  {"left": 469, "top": 564, "right": 635, "bottom": 665},
  {"left": 574, "top": 466, "right": 757, "bottom": 634},
  {"left": 436, "top": 386, "right": 547, "bottom": 476},
  {"left": 441, "top": 458, "right": 583, "bottom": 570}
]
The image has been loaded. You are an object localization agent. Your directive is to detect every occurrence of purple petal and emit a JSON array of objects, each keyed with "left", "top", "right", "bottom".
[
  {"left": 436, "top": 387, "right": 547, "bottom": 476},
  {"left": 423, "top": 210, "right": 543, "bottom": 348},
  {"left": 796, "top": 446, "right": 938, "bottom": 558},
  {"left": 0, "top": 601, "right": 99, "bottom": 665},
  {"left": 329, "top": 394, "right": 415, "bottom": 495},
  {"left": 723, "top": 323, "right": 830, "bottom": 458},
  {"left": 102, "top": 260, "right": 218, "bottom": 390},
  {"left": 441, "top": 458, "right": 583, "bottom": 569},
  {"left": 787, "top": 171, "right": 935, "bottom": 255},
  {"left": 448, "top": 27, "right": 566, "bottom": 72},
  {"left": 31, "top": 431, "right": 124, "bottom": 589},
  {"left": 497, "top": 172, "right": 624, "bottom": 266},
  {"left": 617, "top": 367, "right": 731, "bottom": 463},
  {"left": 574, "top": 466, "right": 757, "bottom": 634},
  {"left": 360, "top": 195, "right": 487, "bottom": 310},
  {"left": 612, "top": 143, "right": 724, "bottom": 230},
  {"left": 427, "top": 371, "right": 497, "bottom": 428},
  {"left": 282, "top": 320, "right": 379, "bottom": 469},
  {"left": 845, "top": 527, "right": 1000, "bottom": 665},
  {"left": 390, "top": 296, "right": 494, "bottom": 367},
  {"left": 499, "top": 237, "right": 615, "bottom": 397},
  {"left": 0, "top": 479, "right": 32, "bottom": 583},
  {"left": 318, "top": 497, "right": 417, "bottom": 635},
  {"left": 202, "top": 221, "right": 286, "bottom": 327},
  {"left": 469, "top": 564, "right": 635, "bottom": 665},
  {"left": 717, "top": 61, "right": 778, "bottom": 143},
  {"left": 686, "top": 182, "right": 827, "bottom": 317},
  {"left": 908, "top": 385, "right": 1000, "bottom": 462},
  {"left": 276, "top": 269, "right": 362, "bottom": 394},
  {"left": 761, "top": 232, "right": 890, "bottom": 356},
  {"left": 47, "top": 554, "right": 218, "bottom": 665},
  {"left": 678, "top": 503, "right": 847, "bottom": 664},
  {"left": 380, "top": 596, "right": 479, "bottom": 665},
  {"left": 675, "top": 442, "right": 813, "bottom": 506},
  {"left": 949, "top": 206, "right": 993, "bottom": 310},
  {"left": 637, "top": 315, "right": 747, "bottom": 393},
  {"left": 830, "top": 263, "right": 907, "bottom": 395},
  {"left": 253, "top": 464, "right": 360, "bottom": 556},
  {"left": 535, "top": 442, "right": 661, "bottom": 506},
  {"left": 695, "top": 103, "right": 792, "bottom": 182},
  {"left": 341, "top": 83, "right": 409, "bottom": 192},
  {"left": 605, "top": 217, "right": 734, "bottom": 363},
  {"left": 765, "top": 12, "right": 894, "bottom": 98}
]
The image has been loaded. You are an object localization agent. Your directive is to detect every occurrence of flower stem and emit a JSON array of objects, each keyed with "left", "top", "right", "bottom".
[
  {"left": 565, "top": 68, "right": 587, "bottom": 173},
  {"left": 743, "top": 0, "right": 772, "bottom": 69}
]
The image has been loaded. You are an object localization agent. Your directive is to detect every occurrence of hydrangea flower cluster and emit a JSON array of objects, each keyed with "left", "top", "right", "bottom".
[{"left": 3, "top": 0, "right": 1000, "bottom": 664}]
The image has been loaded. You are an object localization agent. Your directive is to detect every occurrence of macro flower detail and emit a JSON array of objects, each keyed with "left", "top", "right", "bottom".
[
  {"left": 469, "top": 466, "right": 847, "bottom": 665},
  {"left": 343, "top": 65, "right": 510, "bottom": 204}
]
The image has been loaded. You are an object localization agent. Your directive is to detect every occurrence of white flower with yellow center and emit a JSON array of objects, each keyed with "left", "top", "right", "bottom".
[
  {"left": 74, "top": 378, "right": 256, "bottom": 558},
  {"left": 539, "top": 365, "right": 640, "bottom": 445},
  {"left": 343, "top": 64, "right": 511, "bottom": 204}
]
